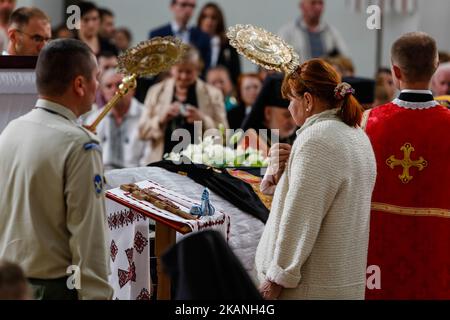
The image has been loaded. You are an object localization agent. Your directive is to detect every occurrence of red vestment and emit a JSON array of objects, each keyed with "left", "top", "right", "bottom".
[{"left": 365, "top": 100, "right": 450, "bottom": 299}]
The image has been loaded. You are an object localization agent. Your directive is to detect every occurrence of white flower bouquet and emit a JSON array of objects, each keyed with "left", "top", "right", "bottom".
[{"left": 164, "top": 135, "right": 269, "bottom": 168}]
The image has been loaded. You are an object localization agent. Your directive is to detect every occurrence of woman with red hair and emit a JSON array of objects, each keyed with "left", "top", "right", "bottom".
[{"left": 255, "top": 59, "right": 377, "bottom": 300}]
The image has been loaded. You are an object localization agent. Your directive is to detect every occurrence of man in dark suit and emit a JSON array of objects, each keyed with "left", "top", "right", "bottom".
[{"left": 149, "top": 0, "right": 211, "bottom": 71}]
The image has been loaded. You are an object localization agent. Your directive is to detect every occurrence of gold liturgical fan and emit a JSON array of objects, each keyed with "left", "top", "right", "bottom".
[
  {"left": 86, "top": 36, "right": 187, "bottom": 132},
  {"left": 227, "top": 24, "right": 301, "bottom": 74}
]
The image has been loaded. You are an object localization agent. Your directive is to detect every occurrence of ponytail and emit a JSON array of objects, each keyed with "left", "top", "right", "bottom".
[
  {"left": 283, "top": 59, "right": 364, "bottom": 128},
  {"left": 340, "top": 94, "right": 363, "bottom": 128}
]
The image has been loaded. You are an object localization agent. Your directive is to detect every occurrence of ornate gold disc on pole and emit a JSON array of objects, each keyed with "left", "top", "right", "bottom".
[
  {"left": 227, "top": 24, "right": 301, "bottom": 74},
  {"left": 86, "top": 36, "right": 187, "bottom": 132}
]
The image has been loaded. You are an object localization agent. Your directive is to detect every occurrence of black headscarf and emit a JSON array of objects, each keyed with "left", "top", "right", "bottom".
[
  {"left": 241, "top": 73, "right": 290, "bottom": 131},
  {"left": 162, "top": 230, "right": 262, "bottom": 300}
]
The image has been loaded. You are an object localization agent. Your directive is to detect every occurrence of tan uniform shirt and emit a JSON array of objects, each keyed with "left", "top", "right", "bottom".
[{"left": 0, "top": 99, "right": 113, "bottom": 300}]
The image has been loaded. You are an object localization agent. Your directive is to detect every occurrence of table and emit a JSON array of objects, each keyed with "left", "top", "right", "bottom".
[{"left": 105, "top": 177, "right": 233, "bottom": 300}]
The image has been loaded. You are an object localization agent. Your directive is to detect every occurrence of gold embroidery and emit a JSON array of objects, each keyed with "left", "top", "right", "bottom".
[
  {"left": 372, "top": 202, "right": 450, "bottom": 218},
  {"left": 386, "top": 143, "right": 427, "bottom": 184}
]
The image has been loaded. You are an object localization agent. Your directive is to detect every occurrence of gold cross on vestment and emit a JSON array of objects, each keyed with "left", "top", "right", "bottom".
[{"left": 386, "top": 143, "right": 428, "bottom": 184}]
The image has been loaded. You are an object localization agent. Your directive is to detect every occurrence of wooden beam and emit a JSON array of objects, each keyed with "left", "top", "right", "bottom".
[{"left": 155, "top": 221, "right": 176, "bottom": 300}]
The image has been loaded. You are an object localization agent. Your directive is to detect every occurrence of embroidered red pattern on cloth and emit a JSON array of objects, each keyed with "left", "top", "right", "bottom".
[
  {"left": 136, "top": 288, "right": 151, "bottom": 300},
  {"left": 108, "top": 209, "right": 147, "bottom": 230},
  {"left": 118, "top": 248, "right": 137, "bottom": 288},
  {"left": 133, "top": 231, "right": 149, "bottom": 254},
  {"left": 110, "top": 240, "right": 118, "bottom": 262}
]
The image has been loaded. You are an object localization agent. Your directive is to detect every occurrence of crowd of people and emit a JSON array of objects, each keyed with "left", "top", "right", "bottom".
[
  {"left": 0, "top": 0, "right": 450, "bottom": 301},
  {"left": 4, "top": 0, "right": 445, "bottom": 168}
]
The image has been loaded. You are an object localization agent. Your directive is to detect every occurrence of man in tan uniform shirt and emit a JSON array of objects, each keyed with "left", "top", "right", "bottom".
[{"left": 0, "top": 39, "right": 113, "bottom": 299}]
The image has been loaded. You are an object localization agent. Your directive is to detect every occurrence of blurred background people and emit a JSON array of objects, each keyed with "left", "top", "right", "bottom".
[
  {"left": 95, "top": 51, "right": 119, "bottom": 108},
  {"left": 431, "top": 62, "right": 450, "bottom": 96},
  {"left": 97, "top": 50, "right": 118, "bottom": 76},
  {"left": 85, "top": 69, "right": 151, "bottom": 170},
  {"left": 149, "top": 0, "right": 211, "bottom": 72},
  {"left": 0, "top": 0, "right": 16, "bottom": 52},
  {"left": 139, "top": 45, "right": 228, "bottom": 163},
  {"left": 278, "top": 0, "right": 348, "bottom": 60},
  {"left": 114, "top": 27, "right": 132, "bottom": 53},
  {"left": 75, "top": 1, "right": 117, "bottom": 56},
  {"left": 52, "top": 23, "right": 74, "bottom": 39},
  {"left": 374, "top": 67, "right": 397, "bottom": 106},
  {"left": 256, "top": 66, "right": 278, "bottom": 83},
  {"left": 439, "top": 51, "right": 450, "bottom": 64},
  {"left": 432, "top": 62, "right": 450, "bottom": 108},
  {"left": 206, "top": 66, "right": 237, "bottom": 112},
  {"left": 242, "top": 74, "right": 298, "bottom": 149},
  {"left": 197, "top": 2, "right": 241, "bottom": 84},
  {"left": 325, "top": 55, "right": 355, "bottom": 77},
  {"left": 0, "top": 0, "right": 15, "bottom": 31},
  {"left": 227, "top": 73, "right": 262, "bottom": 130},
  {"left": 4, "top": 6, "right": 50, "bottom": 56},
  {"left": 99, "top": 7, "right": 115, "bottom": 41}
]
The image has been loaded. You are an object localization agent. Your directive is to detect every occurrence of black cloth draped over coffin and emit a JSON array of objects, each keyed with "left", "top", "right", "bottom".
[
  {"left": 148, "top": 159, "right": 269, "bottom": 223},
  {"left": 162, "top": 230, "right": 262, "bottom": 300}
]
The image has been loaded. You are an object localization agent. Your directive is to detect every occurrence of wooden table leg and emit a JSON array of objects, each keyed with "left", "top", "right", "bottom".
[{"left": 155, "top": 221, "right": 176, "bottom": 300}]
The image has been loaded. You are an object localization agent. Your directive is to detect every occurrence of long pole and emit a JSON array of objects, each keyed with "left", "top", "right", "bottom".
[
  {"left": 85, "top": 74, "right": 137, "bottom": 132},
  {"left": 375, "top": 1, "right": 385, "bottom": 72}
]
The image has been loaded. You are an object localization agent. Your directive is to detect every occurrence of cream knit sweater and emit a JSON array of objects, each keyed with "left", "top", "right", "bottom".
[{"left": 255, "top": 109, "right": 376, "bottom": 300}]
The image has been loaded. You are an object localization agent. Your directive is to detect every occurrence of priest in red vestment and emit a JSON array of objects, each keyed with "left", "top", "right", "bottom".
[{"left": 364, "top": 32, "right": 450, "bottom": 299}]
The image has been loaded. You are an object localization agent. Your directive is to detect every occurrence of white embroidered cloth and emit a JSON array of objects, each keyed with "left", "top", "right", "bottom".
[
  {"left": 105, "top": 167, "right": 264, "bottom": 275},
  {"left": 106, "top": 180, "right": 231, "bottom": 241},
  {"left": 106, "top": 199, "right": 152, "bottom": 300}
]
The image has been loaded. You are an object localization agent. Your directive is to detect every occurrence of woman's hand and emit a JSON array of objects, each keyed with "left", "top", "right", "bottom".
[
  {"left": 268, "top": 143, "right": 292, "bottom": 184},
  {"left": 259, "top": 280, "right": 283, "bottom": 300},
  {"left": 185, "top": 105, "right": 204, "bottom": 123},
  {"left": 160, "top": 102, "right": 181, "bottom": 125}
]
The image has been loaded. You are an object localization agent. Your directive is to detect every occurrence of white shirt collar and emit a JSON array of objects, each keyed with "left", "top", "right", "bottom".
[
  {"left": 1, "top": 50, "right": 9, "bottom": 56},
  {"left": 171, "top": 21, "right": 190, "bottom": 44},
  {"left": 171, "top": 21, "right": 189, "bottom": 34},
  {"left": 127, "top": 98, "right": 143, "bottom": 117},
  {"left": 393, "top": 89, "right": 438, "bottom": 110},
  {"left": 106, "top": 97, "right": 142, "bottom": 120},
  {"left": 298, "top": 17, "right": 327, "bottom": 33},
  {"left": 400, "top": 89, "right": 433, "bottom": 95}
]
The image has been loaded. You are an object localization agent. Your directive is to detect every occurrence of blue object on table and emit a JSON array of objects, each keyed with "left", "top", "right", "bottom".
[{"left": 190, "top": 188, "right": 215, "bottom": 217}]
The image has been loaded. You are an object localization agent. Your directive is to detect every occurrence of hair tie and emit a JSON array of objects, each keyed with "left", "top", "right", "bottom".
[{"left": 334, "top": 82, "right": 355, "bottom": 100}]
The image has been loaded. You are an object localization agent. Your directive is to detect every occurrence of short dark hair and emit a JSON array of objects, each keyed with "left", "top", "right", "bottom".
[
  {"left": 97, "top": 50, "right": 117, "bottom": 60},
  {"left": 10, "top": 7, "right": 50, "bottom": 29},
  {"left": 78, "top": 1, "right": 99, "bottom": 18},
  {"left": 36, "top": 39, "right": 96, "bottom": 96},
  {"left": 391, "top": 32, "right": 438, "bottom": 83},
  {"left": 99, "top": 8, "right": 114, "bottom": 20}
]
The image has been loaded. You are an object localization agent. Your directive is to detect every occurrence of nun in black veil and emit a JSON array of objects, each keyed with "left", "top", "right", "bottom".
[
  {"left": 240, "top": 73, "right": 298, "bottom": 150},
  {"left": 161, "top": 230, "right": 262, "bottom": 300}
]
